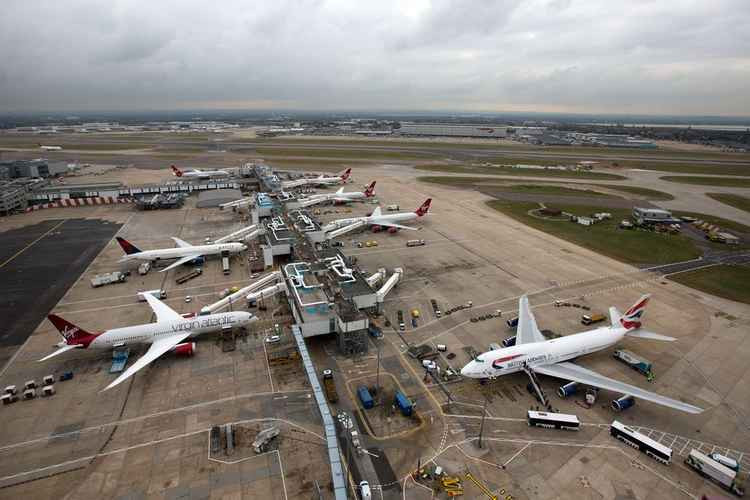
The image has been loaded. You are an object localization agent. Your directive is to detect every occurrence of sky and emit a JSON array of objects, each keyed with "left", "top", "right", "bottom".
[{"left": 1, "top": 0, "right": 749, "bottom": 115}]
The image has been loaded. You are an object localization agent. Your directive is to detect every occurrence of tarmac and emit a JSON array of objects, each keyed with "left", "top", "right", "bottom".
[{"left": 0, "top": 161, "right": 747, "bottom": 499}]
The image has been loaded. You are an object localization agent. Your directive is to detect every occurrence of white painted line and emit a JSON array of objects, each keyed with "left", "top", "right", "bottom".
[
  {"left": 262, "top": 340, "right": 275, "bottom": 393},
  {"left": 503, "top": 442, "right": 531, "bottom": 467}
]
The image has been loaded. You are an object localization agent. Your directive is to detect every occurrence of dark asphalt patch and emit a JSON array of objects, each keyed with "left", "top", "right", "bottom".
[{"left": 0, "top": 218, "right": 122, "bottom": 368}]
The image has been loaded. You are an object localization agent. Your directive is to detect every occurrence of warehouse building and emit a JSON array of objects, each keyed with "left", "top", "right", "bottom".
[{"left": 399, "top": 123, "right": 508, "bottom": 138}]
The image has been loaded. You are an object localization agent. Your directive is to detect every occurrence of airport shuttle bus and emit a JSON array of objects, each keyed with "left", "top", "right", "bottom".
[
  {"left": 527, "top": 410, "right": 580, "bottom": 431},
  {"left": 610, "top": 420, "right": 672, "bottom": 464}
]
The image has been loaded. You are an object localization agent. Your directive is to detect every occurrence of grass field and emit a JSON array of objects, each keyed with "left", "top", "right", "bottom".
[
  {"left": 673, "top": 211, "right": 750, "bottom": 234},
  {"left": 415, "top": 164, "right": 626, "bottom": 180},
  {"left": 660, "top": 175, "right": 750, "bottom": 187},
  {"left": 417, "top": 176, "right": 616, "bottom": 197},
  {"left": 669, "top": 264, "right": 750, "bottom": 304},
  {"left": 486, "top": 200, "right": 702, "bottom": 265},
  {"left": 706, "top": 193, "right": 750, "bottom": 214},
  {"left": 255, "top": 147, "right": 438, "bottom": 161},
  {"left": 591, "top": 184, "right": 675, "bottom": 200}
]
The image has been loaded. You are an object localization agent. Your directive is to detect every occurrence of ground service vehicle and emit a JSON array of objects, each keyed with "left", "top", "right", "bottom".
[
  {"left": 710, "top": 453, "right": 740, "bottom": 472},
  {"left": 138, "top": 262, "right": 151, "bottom": 275},
  {"left": 431, "top": 299, "right": 441, "bottom": 317},
  {"left": 386, "top": 205, "right": 399, "bottom": 211},
  {"left": 367, "top": 324, "right": 383, "bottom": 338},
  {"left": 397, "top": 310, "right": 405, "bottom": 330},
  {"left": 581, "top": 313, "right": 606, "bottom": 325},
  {"left": 359, "top": 481, "right": 372, "bottom": 500},
  {"left": 175, "top": 267, "right": 202, "bottom": 284},
  {"left": 411, "top": 309, "right": 420, "bottom": 318},
  {"left": 322, "top": 369, "right": 338, "bottom": 403},
  {"left": 221, "top": 254, "right": 230, "bottom": 275},
  {"left": 357, "top": 386, "right": 374, "bottom": 409},
  {"left": 394, "top": 390, "right": 413, "bottom": 416},
  {"left": 91, "top": 271, "right": 127, "bottom": 288},
  {"left": 527, "top": 410, "right": 580, "bottom": 431},
  {"left": 610, "top": 420, "right": 672, "bottom": 464},
  {"left": 406, "top": 239, "right": 425, "bottom": 247},
  {"left": 137, "top": 289, "right": 167, "bottom": 301},
  {"left": 613, "top": 349, "right": 653, "bottom": 377},
  {"left": 685, "top": 449, "right": 745, "bottom": 497}
]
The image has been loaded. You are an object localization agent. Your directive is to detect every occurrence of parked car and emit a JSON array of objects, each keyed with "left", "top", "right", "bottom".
[{"left": 265, "top": 335, "right": 281, "bottom": 343}]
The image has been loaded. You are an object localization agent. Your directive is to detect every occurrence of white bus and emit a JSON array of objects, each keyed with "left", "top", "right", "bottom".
[
  {"left": 610, "top": 420, "right": 672, "bottom": 464},
  {"left": 527, "top": 411, "right": 580, "bottom": 431}
]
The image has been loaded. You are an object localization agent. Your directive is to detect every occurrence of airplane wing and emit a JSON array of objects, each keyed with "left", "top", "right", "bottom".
[
  {"left": 159, "top": 254, "right": 202, "bottom": 273},
  {"left": 141, "top": 292, "right": 183, "bottom": 322},
  {"left": 38, "top": 344, "right": 83, "bottom": 362},
  {"left": 171, "top": 237, "right": 192, "bottom": 248},
  {"left": 103, "top": 332, "right": 191, "bottom": 391},
  {"left": 373, "top": 221, "right": 418, "bottom": 230},
  {"left": 535, "top": 361, "right": 703, "bottom": 414},
  {"left": 516, "top": 295, "right": 546, "bottom": 345}
]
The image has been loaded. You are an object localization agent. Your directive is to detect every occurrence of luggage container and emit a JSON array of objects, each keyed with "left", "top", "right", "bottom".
[
  {"left": 394, "top": 390, "right": 413, "bottom": 416},
  {"left": 23, "top": 388, "right": 36, "bottom": 400},
  {"left": 43, "top": 375, "right": 54, "bottom": 385},
  {"left": 42, "top": 385, "right": 55, "bottom": 396},
  {"left": 357, "top": 386, "right": 374, "bottom": 409}
]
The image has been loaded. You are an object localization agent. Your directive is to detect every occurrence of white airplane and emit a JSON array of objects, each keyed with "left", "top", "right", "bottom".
[
  {"left": 170, "top": 165, "right": 230, "bottom": 179},
  {"left": 460, "top": 294, "right": 703, "bottom": 414},
  {"left": 282, "top": 168, "right": 352, "bottom": 189},
  {"left": 298, "top": 181, "right": 376, "bottom": 207},
  {"left": 116, "top": 236, "right": 246, "bottom": 272},
  {"left": 324, "top": 199, "right": 431, "bottom": 239},
  {"left": 39, "top": 145, "right": 63, "bottom": 151},
  {"left": 39, "top": 293, "right": 256, "bottom": 390}
]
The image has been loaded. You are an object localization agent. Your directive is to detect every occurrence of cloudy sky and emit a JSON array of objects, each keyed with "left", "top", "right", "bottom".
[{"left": 1, "top": 0, "right": 748, "bottom": 115}]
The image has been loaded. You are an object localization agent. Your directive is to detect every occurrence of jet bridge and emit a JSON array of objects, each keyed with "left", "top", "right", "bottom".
[
  {"left": 219, "top": 197, "right": 254, "bottom": 210},
  {"left": 214, "top": 224, "right": 258, "bottom": 244},
  {"left": 327, "top": 219, "right": 367, "bottom": 239},
  {"left": 366, "top": 268, "right": 386, "bottom": 288},
  {"left": 200, "top": 271, "right": 281, "bottom": 314},
  {"left": 246, "top": 282, "right": 287, "bottom": 305},
  {"left": 376, "top": 267, "right": 403, "bottom": 310}
]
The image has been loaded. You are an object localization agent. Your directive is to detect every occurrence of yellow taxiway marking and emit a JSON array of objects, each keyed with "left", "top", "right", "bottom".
[{"left": 0, "top": 219, "right": 66, "bottom": 269}]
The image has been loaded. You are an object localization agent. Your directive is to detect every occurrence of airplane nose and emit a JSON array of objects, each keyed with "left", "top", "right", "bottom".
[{"left": 460, "top": 364, "right": 471, "bottom": 377}]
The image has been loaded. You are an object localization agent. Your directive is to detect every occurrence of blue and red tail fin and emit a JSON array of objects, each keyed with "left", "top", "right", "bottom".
[
  {"left": 47, "top": 314, "right": 98, "bottom": 346},
  {"left": 116, "top": 236, "right": 142, "bottom": 255},
  {"left": 365, "top": 181, "right": 376, "bottom": 197},
  {"left": 620, "top": 294, "right": 650, "bottom": 330},
  {"left": 415, "top": 198, "right": 432, "bottom": 216}
]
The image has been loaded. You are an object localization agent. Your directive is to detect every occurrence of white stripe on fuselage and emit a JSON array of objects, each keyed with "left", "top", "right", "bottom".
[
  {"left": 89, "top": 312, "right": 244, "bottom": 348},
  {"left": 469, "top": 327, "right": 627, "bottom": 378}
]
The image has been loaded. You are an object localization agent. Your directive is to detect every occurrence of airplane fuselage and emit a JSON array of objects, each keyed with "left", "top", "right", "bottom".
[
  {"left": 462, "top": 326, "right": 627, "bottom": 378},
  {"left": 87, "top": 311, "right": 254, "bottom": 349},
  {"left": 182, "top": 170, "right": 230, "bottom": 179},
  {"left": 120, "top": 242, "right": 245, "bottom": 262}
]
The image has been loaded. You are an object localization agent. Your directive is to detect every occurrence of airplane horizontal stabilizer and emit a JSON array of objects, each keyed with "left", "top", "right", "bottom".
[
  {"left": 38, "top": 344, "right": 82, "bottom": 362},
  {"left": 625, "top": 329, "right": 676, "bottom": 342}
]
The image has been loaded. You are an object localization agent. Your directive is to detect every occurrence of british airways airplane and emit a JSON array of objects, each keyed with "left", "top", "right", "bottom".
[{"left": 461, "top": 294, "right": 703, "bottom": 414}]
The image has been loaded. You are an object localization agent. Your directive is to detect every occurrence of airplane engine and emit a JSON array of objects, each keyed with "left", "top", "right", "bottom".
[
  {"left": 372, "top": 226, "right": 382, "bottom": 233},
  {"left": 611, "top": 395, "right": 635, "bottom": 412},
  {"left": 171, "top": 342, "right": 196, "bottom": 357},
  {"left": 387, "top": 227, "right": 398, "bottom": 234},
  {"left": 557, "top": 382, "right": 578, "bottom": 398}
]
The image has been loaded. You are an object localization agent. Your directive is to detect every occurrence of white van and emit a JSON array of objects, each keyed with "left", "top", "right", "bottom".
[{"left": 359, "top": 481, "right": 371, "bottom": 500}]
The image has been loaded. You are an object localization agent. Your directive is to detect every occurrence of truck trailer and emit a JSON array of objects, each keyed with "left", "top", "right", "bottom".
[
  {"left": 613, "top": 349, "right": 654, "bottom": 378},
  {"left": 357, "top": 386, "right": 374, "bottom": 409},
  {"left": 322, "top": 369, "right": 338, "bottom": 403},
  {"left": 90, "top": 271, "right": 127, "bottom": 288},
  {"left": 394, "top": 391, "right": 413, "bottom": 416},
  {"left": 685, "top": 449, "right": 745, "bottom": 497}
]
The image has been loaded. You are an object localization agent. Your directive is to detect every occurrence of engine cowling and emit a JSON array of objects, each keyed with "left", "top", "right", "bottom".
[
  {"left": 372, "top": 225, "right": 382, "bottom": 233},
  {"left": 387, "top": 227, "right": 398, "bottom": 234},
  {"left": 171, "top": 342, "right": 196, "bottom": 357}
]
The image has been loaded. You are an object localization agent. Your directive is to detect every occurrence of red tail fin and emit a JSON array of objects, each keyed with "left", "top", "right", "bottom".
[
  {"left": 47, "top": 314, "right": 98, "bottom": 346},
  {"left": 116, "top": 236, "right": 142, "bottom": 255},
  {"left": 365, "top": 181, "right": 376, "bottom": 197},
  {"left": 415, "top": 198, "right": 431, "bottom": 216},
  {"left": 170, "top": 165, "right": 183, "bottom": 177},
  {"left": 340, "top": 168, "right": 352, "bottom": 181}
]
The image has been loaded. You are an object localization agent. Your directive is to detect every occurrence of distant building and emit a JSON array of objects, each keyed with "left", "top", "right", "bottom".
[
  {"left": 0, "top": 159, "right": 68, "bottom": 179},
  {"left": 399, "top": 123, "right": 508, "bottom": 138}
]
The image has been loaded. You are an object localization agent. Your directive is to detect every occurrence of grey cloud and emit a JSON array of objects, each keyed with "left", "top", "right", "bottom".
[{"left": 0, "top": 0, "right": 748, "bottom": 114}]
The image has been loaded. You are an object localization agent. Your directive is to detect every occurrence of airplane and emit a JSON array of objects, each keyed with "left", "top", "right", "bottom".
[
  {"left": 170, "top": 165, "right": 230, "bottom": 179},
  {"left": 298, "top": 181, "right": 376, "bottom": 207},
  {"left": 39, "top": 292, "right": 256, "bottom": 390},
  {"left": 324, "top": 198, "right": 431, "bottom": 239},
  {"left": 460, "top": 294, "right": 703, "bottom": 414},
  {"left": 116, "top": 236, "right": 246, "bottom": 272},
  {"left": 282, "top": 168, "right": 352, "bottom": 189},
  {"left": 39, "top": 145, "right": 63, "bottom": 151}
]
